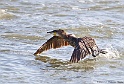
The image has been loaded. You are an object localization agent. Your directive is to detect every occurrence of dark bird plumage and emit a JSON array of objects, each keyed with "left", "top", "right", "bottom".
[{"left": 34, "top": 29, "right": 107, "bottom": 63}]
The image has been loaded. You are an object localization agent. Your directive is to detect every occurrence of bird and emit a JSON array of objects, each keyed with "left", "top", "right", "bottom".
[{"left": 34, "top": 29, "right": 107, "bottom": 63}]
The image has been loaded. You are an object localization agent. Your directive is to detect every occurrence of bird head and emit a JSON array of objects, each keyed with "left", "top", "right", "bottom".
[{"left": 47, "top": 29, "right": 66, "bottom": 36}]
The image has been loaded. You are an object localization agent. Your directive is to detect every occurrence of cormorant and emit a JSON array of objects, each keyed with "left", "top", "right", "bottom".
[{"left": 34, "top": 29, "right": 107, "bottom": 63}]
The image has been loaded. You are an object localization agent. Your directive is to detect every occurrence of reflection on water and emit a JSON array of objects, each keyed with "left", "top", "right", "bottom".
[
  {"left": 35, "top": 56, "right": 70, "bottom": 69},
  {"left": 0, "top": 0, "right": 124, "bottom": 84},
  {"left": 35, "top": 55, "right": 100, "bottom": 71}
]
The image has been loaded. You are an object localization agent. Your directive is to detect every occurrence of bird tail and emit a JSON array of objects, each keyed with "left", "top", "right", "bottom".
[{"left": 99, "top": 49, "right": 108, "bottom": 54}]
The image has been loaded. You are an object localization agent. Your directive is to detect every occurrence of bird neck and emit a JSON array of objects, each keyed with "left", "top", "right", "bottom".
[
  {"left": 58, "top": 32, "right": 67, "bottom": 38},
  {"left": 58, "top": 32, "right": 77, "bottom": 47},
  {"left": 62, "top": 34, "right": 77, "bottom": 47}
]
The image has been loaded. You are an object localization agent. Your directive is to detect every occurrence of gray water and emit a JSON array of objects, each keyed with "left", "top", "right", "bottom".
[{"left": 0, "top": 0, "right": 124, "bottom": 84}]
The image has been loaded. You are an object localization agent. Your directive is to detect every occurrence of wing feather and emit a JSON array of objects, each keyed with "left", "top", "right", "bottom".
[
  {"left": 70, "top": 37, "right": 98, "bottom": 63},
  {"left": 34, "top": 36, "right": 69, "bottom": 55},
  {"left": 70, "top": 48, "right": 87, "bottom": 63}
]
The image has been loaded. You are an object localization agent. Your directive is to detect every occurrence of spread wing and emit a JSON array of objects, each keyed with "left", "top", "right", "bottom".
[
  {"left": 70, "top": 37, "right": 99, "bottom": 63},
  {"left": 70, "top": 44, "right": 89, "bottom": 63},
  {"left": 34, "top": 36, "right": 69, "bottom": 55}
]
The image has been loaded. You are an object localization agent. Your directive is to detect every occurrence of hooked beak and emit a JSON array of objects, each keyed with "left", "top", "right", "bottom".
[
  {"left": 47, "top": 31, "right": 54, "bottom": 33},
  {"left": 47, "top": 30, "right": 57, "bottom": 36}
]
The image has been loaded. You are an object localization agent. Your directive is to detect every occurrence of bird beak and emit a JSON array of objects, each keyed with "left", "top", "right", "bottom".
[
  {"left": 47, "top": 31, "right": 53, "bottom": 33},
  {"left": 47, "top": 31, "right": 56, "bottom": 36}
]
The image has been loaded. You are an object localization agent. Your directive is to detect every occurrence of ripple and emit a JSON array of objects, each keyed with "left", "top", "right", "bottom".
[
  {"left": 0, "top": 9, "right": 16, "bottom": 20},
  {"left": 35, "top": 55, "right": 96, "bottom": 71},
  {"left": 0, "top": 0, "right": 124, "bottom": 83},
  {"left": 1, "top": 33, "right": 42, "bottom": 40}
]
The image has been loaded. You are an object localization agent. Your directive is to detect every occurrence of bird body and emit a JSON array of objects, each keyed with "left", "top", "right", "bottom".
[{"left": 34, "top": 29, "right": 107, "bottom": 63}]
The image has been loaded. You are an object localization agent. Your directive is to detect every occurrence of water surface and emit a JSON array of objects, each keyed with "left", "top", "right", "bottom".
[{"left": 0, "top": 0, "right": 124, "bottom": 84}]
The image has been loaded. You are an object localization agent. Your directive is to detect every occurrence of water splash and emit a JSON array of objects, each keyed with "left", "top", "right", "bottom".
[{"left": 99, "top": 44, "right": 120, "bottom": 59}]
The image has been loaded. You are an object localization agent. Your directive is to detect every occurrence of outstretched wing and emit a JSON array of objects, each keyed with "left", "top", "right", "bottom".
[
  {"left": 70, "top": 44, "right": 89, "bottom": 63},
  {"left": 34, "top": 36, "right": 69, "bottom": 55},
  {"left": 70, "top": 37, "right": 99, "bottom": 63}
]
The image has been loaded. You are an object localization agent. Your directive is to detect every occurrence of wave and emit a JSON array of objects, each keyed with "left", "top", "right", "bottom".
[{"left": 0, "top": 9, "right": 15, "bottom": 20}]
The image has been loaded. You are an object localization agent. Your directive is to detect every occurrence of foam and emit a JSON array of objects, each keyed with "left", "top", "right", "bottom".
[{"left": 99, "top": 44, "right": 120, "bottom": 59}]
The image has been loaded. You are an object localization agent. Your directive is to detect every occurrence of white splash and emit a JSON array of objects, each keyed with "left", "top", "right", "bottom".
[{"left": 99, "top": 45, "right": 120, "bottom": 59}]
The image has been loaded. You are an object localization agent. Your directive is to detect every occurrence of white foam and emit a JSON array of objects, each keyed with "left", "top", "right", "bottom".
[
  {"left": 99, "top": 44, "right": 120, "bottom": 60},
  {"left": 0, "top": 9, "right": 7, "bottom": 15}
]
